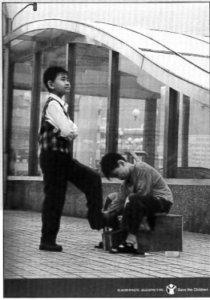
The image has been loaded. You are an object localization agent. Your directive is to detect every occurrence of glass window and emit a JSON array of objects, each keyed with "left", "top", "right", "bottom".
[
  {"left": 73, "top": 44, "right": 109, "bottom": 170},
  {"left": 157, "top": 88, "right": 210, "bottom": 178},
  {"left": 177, "top": 95, "right": 210, "bottom": 178},
  {"left": 118, "top": 54, "right": 161, "bottom": 166},
  {"left": 8, "top": 33, "right": 68, "bottom": 176},
  {"left": 118, "top": 54, "right": 210, "bottom": 178},
  {"left": 8, "top": 40, "right": 209, "bottom": 179},
  {"left": 9, "top": 60, "right": 33, "bottom": 175},
  {"left": 118, "top": 97, "right": 145, "bottom": 160},
  {"left": 186, "top": 97, "right": 210, "bottom": 169}
]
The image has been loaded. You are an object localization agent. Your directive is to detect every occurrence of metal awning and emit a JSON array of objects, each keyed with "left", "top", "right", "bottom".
[{"left": 3, "top": 19, "right": 210, "bottom": 101}]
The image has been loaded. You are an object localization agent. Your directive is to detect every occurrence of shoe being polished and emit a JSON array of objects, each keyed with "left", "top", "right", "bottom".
[
  {"left": 39, "top": 243, "right": 63, "bottom": 252},
  {"left": 94, "top": 241, "right": 103, "bottom": 249},
  {"left": 109, "top": 242, "right": 137, "bottom": 254}
]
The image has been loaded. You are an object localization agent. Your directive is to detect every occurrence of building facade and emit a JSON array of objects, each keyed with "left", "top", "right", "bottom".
[{"left": 2, "top": 5, "right": 210, "bottom": 183}]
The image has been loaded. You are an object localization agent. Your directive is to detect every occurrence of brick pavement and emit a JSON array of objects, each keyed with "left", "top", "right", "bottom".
[{"left": 3, "top": 210, "right": 210, "bottom": 279}]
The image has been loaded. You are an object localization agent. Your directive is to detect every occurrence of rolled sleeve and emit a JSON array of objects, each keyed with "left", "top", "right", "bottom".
[{"left": 135, "top": 170, "right": 153, "bottom": 196}]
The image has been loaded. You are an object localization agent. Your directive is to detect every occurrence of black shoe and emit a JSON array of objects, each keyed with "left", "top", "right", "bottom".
[
  {"left": 39, "top": 243, "right": 63, "bottom": 252},
  {"left": 94, "top": 241, "right": 103, "bottom": 249}
]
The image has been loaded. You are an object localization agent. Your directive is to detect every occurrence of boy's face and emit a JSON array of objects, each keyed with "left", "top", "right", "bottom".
[
  {"left": 111, "top": 160, "right": 130, "bottom": 180},
  {"left": 48, "top": 72, "right": 70, "bottom": 97}
]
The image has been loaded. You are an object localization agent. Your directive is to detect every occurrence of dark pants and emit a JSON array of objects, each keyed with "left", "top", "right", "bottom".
[
  {"left": 39, "top": 150, "right": 104, "bottom": 244},
  {"left": 122, "top": 194, "right": 172, "bottom": 235}
]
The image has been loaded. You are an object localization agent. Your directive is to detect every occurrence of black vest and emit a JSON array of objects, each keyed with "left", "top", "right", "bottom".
[{"left": 39, "top": 97, "right": 72, "bottom": 154}]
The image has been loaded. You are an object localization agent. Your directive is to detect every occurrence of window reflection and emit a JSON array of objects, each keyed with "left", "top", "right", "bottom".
[
  {"left": 73, "top": 44, "right": 109, "bottom": 169},
  {"left": 188, "top": 98, "right": 210, "bottom": 168},
  {"left": 9, "top": 61, "right": 32, "bottom": 175},
  {"left": 73, "top": 95, "right": 107, "bottom": 170},
  {"left": 8, "top": 41, "right": 210, "bottom": 178},
  {"left": 118, "top": 98, "right": 145, "bottom": 158},
  {"left": 177, "top": 95, "right": 210, "bottom": 178},
  {"left": 118, "top": 54, "right": 159, "bottom": 166}
]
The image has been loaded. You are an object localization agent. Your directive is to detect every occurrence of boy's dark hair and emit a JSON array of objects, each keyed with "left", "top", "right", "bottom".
[
  {"left": 100, "top": 153, "right": 126, "bottom": 179},
  {"left": 43, "top": 66, "right": 69, "bottom": 91}
]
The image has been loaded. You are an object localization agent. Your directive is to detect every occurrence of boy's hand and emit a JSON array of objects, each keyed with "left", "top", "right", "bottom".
[
  {"left": 69, "top": 123, "right": 78, "bottom": 140},
  {"left": 72, "top": 132, "right": 78, "bottom": 140},
  {"left": 56, "top": 122, "right": 78, "bottom": 140},
  {"left": 67, "top": 132, "right": 78, "bottom": 141},
  {"left": 62, "top": 132, "right": 78, "bottom": 141}
]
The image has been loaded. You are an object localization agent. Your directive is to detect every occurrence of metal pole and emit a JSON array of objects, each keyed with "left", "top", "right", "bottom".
[{"left": 10, "top": 3, "right": 37, "bottom": 30}]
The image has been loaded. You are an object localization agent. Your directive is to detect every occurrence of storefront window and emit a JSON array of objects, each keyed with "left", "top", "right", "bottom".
[
  {"left": 118, "top": 54, "right": 161, "bottom": 167},
  {"left": 8, "top": 36, "right": 210, "bottom": 179},
  {"left": 118, "top": 98, "right": 145, "bottom": 161},
  {"left": 9, "top": 60, "right": 33, "bottom": 175},
  {"left": 177, "top": 95, "right": 210, "bottom": 178},
  {"left": 73, "top": 44, "right": 109, "bottom": 170},
  {"left": 118, "top": 54, "right": 210, "bottom": 178}
]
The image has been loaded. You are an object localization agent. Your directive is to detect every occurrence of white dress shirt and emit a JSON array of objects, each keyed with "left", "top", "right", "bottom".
[{"left": 45, "top": 93, "right": 78, "bottom": 140}]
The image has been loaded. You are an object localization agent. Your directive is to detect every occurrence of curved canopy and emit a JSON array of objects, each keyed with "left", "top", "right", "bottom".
[{"left": 4, "top": 19, "right": 210, "bottom": 101}]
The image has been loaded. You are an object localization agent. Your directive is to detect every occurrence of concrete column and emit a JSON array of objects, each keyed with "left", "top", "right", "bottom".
[
  {"left": 143, "top": 98, "right": 157, "bottom": 166},
  {"left": 3, "top": 44, "right": 14, "bottom": 207},
  {"left": 106, "top": 50, "right": 120, "bottom": 153},
  {"left": 181, "top": 95, "right": 190, "bottom": 167},
  {"left": 155, "top": 92, "right": 166, "bottom": 171},
  {"left": 66, "top": 43, "right": 76, "bottom": 121},
  {"left": 163, "top": 87, "right": 180, "bottom": 178},
  {"left": 3, "top": 46, "right": 13, "bottom": 160},
  {"left": 66, "top": 43, "right": 76, "bottom": 155},
  {"left": 28, "top": 51, "right": 42, "bottom": 175}
]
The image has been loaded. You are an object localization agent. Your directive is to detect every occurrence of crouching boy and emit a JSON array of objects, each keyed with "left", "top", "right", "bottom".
[{"left": 100, "top": 153, "right": 173, "bottom": 253}]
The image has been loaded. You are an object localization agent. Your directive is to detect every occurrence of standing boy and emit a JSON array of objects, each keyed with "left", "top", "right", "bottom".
[
  {"left": 39, "top": 66, "right": 104, "bottom": 252},
  {"left": 100, "top": 153, "right": 173, "bottom": 252}
]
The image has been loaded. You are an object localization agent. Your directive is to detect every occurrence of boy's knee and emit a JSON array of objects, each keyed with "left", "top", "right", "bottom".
[
  {"left": 103, "top": 196, "right": 113, "bottom": 211},
  {"left": 128, "top": 193, "right": 140, "bottom": 203}
]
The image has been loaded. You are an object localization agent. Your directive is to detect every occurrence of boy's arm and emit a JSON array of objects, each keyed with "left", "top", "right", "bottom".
[
  {"left": 47, "top": 101, "right": 78, "bottom": 139},
  {"left": 105, "top": 182, "right": 129, "bottom": 214},
  {"left": 135, "top": 170, "right": 152, "bottom": 196}
]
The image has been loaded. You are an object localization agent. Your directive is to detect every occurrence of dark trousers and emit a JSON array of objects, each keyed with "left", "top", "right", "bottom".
[
  {"left": 39, "top": 150, "right": 104, "bottom": 244},
  {"left": 122, "top": 194, "right": 172, "bottom": 235}
]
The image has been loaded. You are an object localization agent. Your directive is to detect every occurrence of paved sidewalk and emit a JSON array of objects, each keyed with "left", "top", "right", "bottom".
[{"left": 3, "top": 210, "right": 210, "bottom": 279}]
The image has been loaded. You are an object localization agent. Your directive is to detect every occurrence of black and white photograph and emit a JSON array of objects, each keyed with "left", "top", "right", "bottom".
[{"left": 1, "top": 0, "right": 210, "bottom": 297}]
